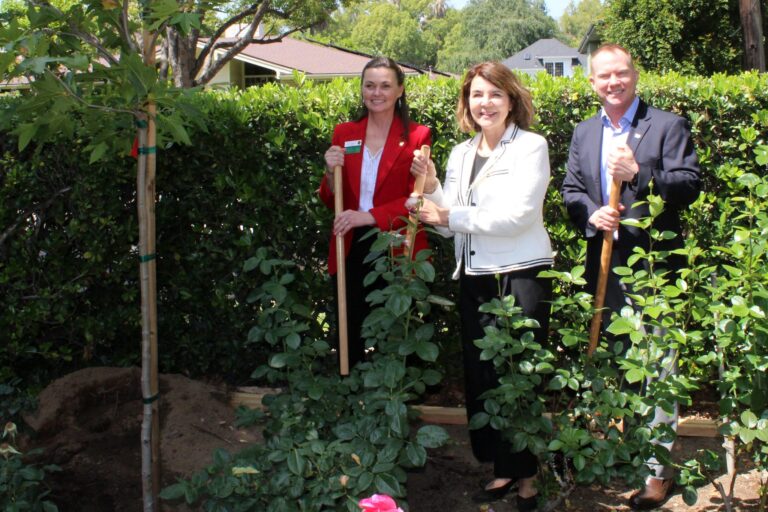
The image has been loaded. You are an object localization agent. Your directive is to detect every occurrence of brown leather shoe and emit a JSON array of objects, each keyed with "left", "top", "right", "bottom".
[{"left": 628, "top": 477, "right": 675, "bottom": 510}]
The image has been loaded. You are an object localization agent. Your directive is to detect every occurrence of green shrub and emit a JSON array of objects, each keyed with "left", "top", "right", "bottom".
[{"left": 1, "top": 71, "right": 767, "bottom": 389}]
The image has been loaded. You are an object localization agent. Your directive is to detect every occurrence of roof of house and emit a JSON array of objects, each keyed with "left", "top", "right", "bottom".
[
  {"left": 502, "top": 38, "right": 586, "bottom": 72},
  {"left": 205, "top": 36, "right": 450, "bottom": 80}
]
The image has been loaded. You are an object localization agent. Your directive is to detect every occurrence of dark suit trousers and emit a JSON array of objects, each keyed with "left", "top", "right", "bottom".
[
  {"left": 599, "top": 247, "right": 678, "bottom": 479},
  {"left": 459, "top": 265, "right": 552, "bottom": 480}
]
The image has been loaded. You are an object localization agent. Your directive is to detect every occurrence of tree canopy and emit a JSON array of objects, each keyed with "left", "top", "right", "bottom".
[
  {"left": 439, "top": 0, "right": 556, "bottom": 72},
  {"left": 558, "top": 0, "right": 604, "bottom": 48},
  {"left": 601, "top": 0, "right": 743, "bottom": 74}
]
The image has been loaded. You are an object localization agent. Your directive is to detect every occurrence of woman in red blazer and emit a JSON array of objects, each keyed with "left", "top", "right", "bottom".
[{"left": 318, "top": 56, "right": 431, "bottom": 367}]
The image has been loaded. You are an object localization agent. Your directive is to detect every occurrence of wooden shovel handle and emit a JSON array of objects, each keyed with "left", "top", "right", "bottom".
[
  {"left": 405, "top": 145, "right": 431, "bottom": 259},
  {"left": 333, "top": 165, "right": 349, "bottom": 375},
  {"left": 587, "top": 178, "right": 621, "bottom": 357}
]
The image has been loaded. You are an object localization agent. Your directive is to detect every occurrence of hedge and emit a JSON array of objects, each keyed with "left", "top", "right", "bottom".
[{"left": 1, "top": 70, "right": 767, "bottom": 389}]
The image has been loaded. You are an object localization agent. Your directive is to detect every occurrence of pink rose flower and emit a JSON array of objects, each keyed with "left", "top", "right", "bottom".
[{"left": 358, "top": 494, "right": 404, "bottom": 512}]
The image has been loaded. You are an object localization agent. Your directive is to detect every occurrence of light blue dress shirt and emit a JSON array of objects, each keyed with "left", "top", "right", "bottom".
[{"left": 599, "top": 96, "right": 640, "bottom": 206}]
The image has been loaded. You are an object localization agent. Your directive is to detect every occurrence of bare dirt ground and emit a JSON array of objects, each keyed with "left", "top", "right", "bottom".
[
  {"left": 18, "top": 367, "right": 764, "bottom": 511},
  {"left": 407, "top": 424, "right": 763, "bottom": 511}
]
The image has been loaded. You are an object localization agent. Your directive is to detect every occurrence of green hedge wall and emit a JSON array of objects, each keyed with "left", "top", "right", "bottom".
[{"left": 1, "top": 71, "right": 767, "bottom": 389}]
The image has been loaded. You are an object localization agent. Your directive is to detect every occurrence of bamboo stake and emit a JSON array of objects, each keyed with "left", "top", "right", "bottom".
[
  {"left": 405, "top": 145, "right": 431, "bottom": 259},
  {"left": 587, "top": 178, "right": 621, "bottom": 356},
  {"left": 138, "top": 24, "right": 160, "bottom": 512},
  {"left": 334, "top": 165, "right": 349, "bottom": 376}
]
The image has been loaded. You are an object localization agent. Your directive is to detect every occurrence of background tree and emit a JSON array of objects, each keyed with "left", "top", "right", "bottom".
[
  {"left": 438, "top": 0, "right": 556, "bottom": 73},
  {"left": 558, "top": 0, "right": 604, "bottom": 47},
  {"left": 160, "top": 0, "right": 356, "bottom": 88},
  {"left": 739, "top": 0, "right": 766, "bottom": 70},
  {"left": 348, "top": 3, "right": 431, "bottom": 64},
  {"left": 601, "top": 0, "right": 744, "bottom": 74},
  {"left": 313, "top": 0, "right": 459, "bottom": 68}
]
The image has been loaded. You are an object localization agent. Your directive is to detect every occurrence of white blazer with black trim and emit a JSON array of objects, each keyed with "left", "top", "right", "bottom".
[{"left": 426, "top": 123, "right": 554, "bottom": 279}]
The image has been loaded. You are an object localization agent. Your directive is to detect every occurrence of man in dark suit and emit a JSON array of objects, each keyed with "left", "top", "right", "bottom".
[{"left": 562, "top": 44, "right": 701, "bottom": 510}]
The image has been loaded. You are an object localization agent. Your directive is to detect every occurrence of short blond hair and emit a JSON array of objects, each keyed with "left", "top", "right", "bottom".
[{"left": 590, "top": 43, "right": 637, "bottom": 74}]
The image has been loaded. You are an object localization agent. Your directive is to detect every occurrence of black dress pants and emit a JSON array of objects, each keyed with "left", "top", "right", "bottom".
[{"left": 459, "top": 265, "right": 552, "bottom": 480}]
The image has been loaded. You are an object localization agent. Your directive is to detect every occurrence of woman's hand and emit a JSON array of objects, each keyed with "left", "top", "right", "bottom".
[
  {"left": 410, "top": 149, "right": 438, "bottom": 194},
  {"left": 334, "top": 209, "right": 375, "bottom": 237},
  {"left": 405, "top": 196, "right": 449, "bottom": 227},
  {"left": 324, "top": 145, "right": 345, "bottom": 193}
]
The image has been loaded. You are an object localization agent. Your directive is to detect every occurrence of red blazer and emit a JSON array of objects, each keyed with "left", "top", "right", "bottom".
[{"left": 319, "top": 115, "right": 431, "bottom": 275}]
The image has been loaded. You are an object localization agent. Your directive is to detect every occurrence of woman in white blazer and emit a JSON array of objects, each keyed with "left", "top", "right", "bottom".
[{"left": 408, "top": 62, "right": 552, "bottom": 511}]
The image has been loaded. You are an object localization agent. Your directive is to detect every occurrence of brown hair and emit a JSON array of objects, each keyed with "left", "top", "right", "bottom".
[
  {"left": 590, "top": 43, "right": 637, "bottom": 73},
  {"left": 355, "top": 56, "right": 411, "bottom": 139},
  {"left": 455, "top": 61, "right": 534, "bottom": 133}
]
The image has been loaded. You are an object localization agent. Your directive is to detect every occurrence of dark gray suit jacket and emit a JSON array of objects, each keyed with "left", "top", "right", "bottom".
[{"left": 561, "top": 100, "right": 701, "bottom": 293}]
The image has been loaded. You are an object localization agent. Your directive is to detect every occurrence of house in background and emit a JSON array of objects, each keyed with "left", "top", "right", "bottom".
[
  {"left": 578, "top": 24, "right": 603, "bottom": 75},
  {"left": 202, "top": 28, "right": 449, "bottom": 88},
  {"left": 502, "top": 38, "right": 586, "bottom": 78}
]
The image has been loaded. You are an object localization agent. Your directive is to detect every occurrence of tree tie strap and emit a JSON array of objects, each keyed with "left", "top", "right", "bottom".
[
  {"left": 139, "top": 253, "right": 157, "bottom": 263},
  {"left": 142, "top": 393, "right": 159, "bottom": 404}
]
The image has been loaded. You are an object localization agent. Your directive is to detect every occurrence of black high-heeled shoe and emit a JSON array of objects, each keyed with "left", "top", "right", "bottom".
[
  {"left": 516, "top": 493, "right": 539, "bottom": 512},
  {"left": 471, "top": 478, "right": 517, "bottom": 503}
]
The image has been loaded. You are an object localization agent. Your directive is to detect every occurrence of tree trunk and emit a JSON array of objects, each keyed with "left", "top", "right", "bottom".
[
  {"left": 139, "top": 24, "right": 161, "bottom": 512},
  {"left": 165, "top": 26, "right": 196, "bottom": 88},
  {"left": 740, "top": 0, "right": 766, "bottom": 71}
]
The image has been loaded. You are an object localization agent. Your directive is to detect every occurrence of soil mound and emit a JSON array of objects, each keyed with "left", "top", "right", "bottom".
[{"left": 21, "top": 367, "right": 261, "bottom": 512}]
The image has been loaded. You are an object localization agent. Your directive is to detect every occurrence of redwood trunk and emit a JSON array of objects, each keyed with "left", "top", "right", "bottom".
[{"left": 740, "top": 0, "right": 766, "bottom": 71}]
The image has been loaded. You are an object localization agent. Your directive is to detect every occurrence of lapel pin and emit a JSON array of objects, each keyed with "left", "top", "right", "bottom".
[
  {"left": 634, "top": 133, "right": 642, "bottom": 138},
  {"left": 399, "top": 141, "right": 404, "bottom": 147}
]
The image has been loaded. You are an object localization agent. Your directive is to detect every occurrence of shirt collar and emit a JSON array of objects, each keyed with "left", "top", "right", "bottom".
[{"left": 600, "top": 96, "right": 640, "bottom": 130}]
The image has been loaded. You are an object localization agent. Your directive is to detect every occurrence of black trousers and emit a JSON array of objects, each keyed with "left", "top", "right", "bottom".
[
  {"left": 459, "top": 265, "right": 552, "bottom": 480},
  {"left": 331, "top": 227, "right": 382, "bottom": 368}
]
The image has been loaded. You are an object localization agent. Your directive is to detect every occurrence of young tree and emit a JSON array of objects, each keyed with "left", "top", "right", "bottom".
[{"left": 0, "top": 1, "right": 350, "bottom": 509}]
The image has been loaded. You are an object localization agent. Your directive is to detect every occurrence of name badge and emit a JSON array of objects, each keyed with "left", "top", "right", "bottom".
[{"left": 344, "top": 139, "right": 362, "bottom": 154}]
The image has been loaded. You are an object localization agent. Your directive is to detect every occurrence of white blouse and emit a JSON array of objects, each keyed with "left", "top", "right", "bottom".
[{"left": 358, "top": 145, "right": 382, "bottom": 212}]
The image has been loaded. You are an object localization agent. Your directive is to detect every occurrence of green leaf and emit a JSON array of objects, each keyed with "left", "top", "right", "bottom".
[
  {"left": 374, "top": 473, "right": 402, "bottom": 497},
  {"left": 385, "top": 292, "right": 411, "bottom": 317},
  {"left": 159, "top": 482, "right": 187, "bottom": 500},
  {"left": 740, "top": 410, "right": 758, "bottom": 429},
  {"left": 17, "top": 122, "right": 37, "bottom": 151},
  {"left": 626, "top": 368, "right": 644, "bottom": 384},
  {"left": 682, "top": 486, "right": 698, "bottom": 506},
  {"left": 287, "top": 449, "right": 306, "bottom": 476},
  {"left": 170, "top": 12, "right": 202, "bottom": 35},
  {"left": 415, "top": 341, "right": 438, "bottom": 362},
  {"left": 405, "top": 442, "right": 427, "bottom": 466},
  {"left": 416, "top": 425, "right": 449, "bottom": 448},
  {"left": 468, "top": 412, "right": 490, "bottom": 430}
]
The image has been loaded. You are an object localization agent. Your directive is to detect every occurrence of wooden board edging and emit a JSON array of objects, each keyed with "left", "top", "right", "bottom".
[{"left": 229, "top": 390, "right": 720, "bottom": 438}]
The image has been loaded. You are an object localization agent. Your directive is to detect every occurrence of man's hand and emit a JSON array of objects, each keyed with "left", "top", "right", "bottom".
[
  {"left": 588, "top": 204, "right": 625, "bottom": 232},
  {"left": 607, "top": 144, "right": 639, "bottom": 182}
]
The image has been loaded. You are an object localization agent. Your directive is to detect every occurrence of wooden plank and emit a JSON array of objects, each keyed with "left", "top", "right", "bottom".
[
  {"left": 412, "top": 405, "right": 467, "bottom": 425},
  {"left": 229, "top": 391, "right": 721, "bottom": 438},
  {"left": 678, "top": 416, "right": 720, "bottom": 437}
]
